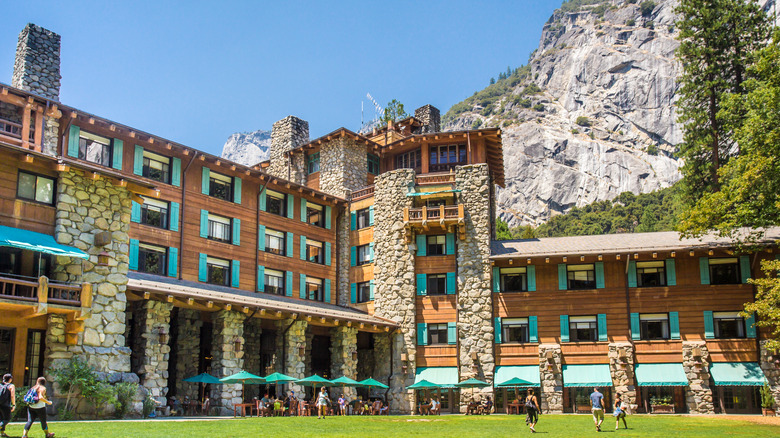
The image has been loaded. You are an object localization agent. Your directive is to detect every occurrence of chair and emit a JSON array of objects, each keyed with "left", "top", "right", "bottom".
[
  {"left": 201, "top": 399, "right": 211, "bottom": 416},
  {"left": 288, "top": 399, "right": 298, "bottom": 416}
]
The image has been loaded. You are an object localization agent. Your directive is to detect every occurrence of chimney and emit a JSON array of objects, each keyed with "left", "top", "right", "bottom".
[
  {"left": 12, "top": 24, "right": 61, "bottom": 101},
  {"left": 415, "top": 104, "right": 440, "bottom": 134},
  {"left": 267, "top": 115, "right": 309, "bottom": 183}
]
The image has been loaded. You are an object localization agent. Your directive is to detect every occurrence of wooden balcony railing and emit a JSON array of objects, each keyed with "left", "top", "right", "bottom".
[
  {"left": 416, "top": 171, "right": 456, "bottom": 186},
  {"left": 350, "top": 185, "right": 375, "bottom": 201},
  {"left": 404, "top": 205, "right": 464, "bottom": 227},
  {"left": 0, "top": 274, "right": 91, "bottom": 308},
  {"left": 0, "top": 118, "right": 23, "bottom": 139}
]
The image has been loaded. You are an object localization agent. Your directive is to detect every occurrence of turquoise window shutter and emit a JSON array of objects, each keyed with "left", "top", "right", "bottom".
[
  {"left": 416, "top": 273, "right": 427, "bottom": 296},
  {"left": 299, "top": 274, "right": 306, "bottom": 299},
  {"left": 198, "top": 253, "right": 207, "bottom": 282},
  {"left": 325, "top": 206, "right": 332, "bottom": 229},
  {"left": 285, "top": 232, "right": 293, "bottom": 258},
  {"left": 112, "top": 138, "right": 123, "bottom": 170},
  {"left": 416, "top": 234, "right": 427, "bottom": 256},
  {"left": 259, "top": 190, "right": 267, "bottom": 211},
  {"left": 257, "top": 265, "right": 265, "bottom": 292},
  {"left": 665, "top": 259, "right": 676, "bottom": 286},
  {"left": 67, "top": 125, "right": 80, "bottom": 157},
  {"left": 368, "top": 206, "right": 374, "bottom": 226},
  {"left": 169, "top": 202, "right": 179, "bottom": 231},
  {"left": 129, "top": 239, "right": 139, "bottom": 271},
  {"left": 445, "top": 233, "right": 455, "bottom": 255},
  {"left": 350, "top": 212, "right": 356, "bottom": 230},
  {"left": 231, "top": 260, "right": 240, "bottom": 288},
  {"left": 669, "top": 312, "right": 680, "bottom": 340},
  {"left": 300, "top": 236, "right": 307, "bottom": 260},
  {"left": 350, "top": 283, "right": 356, "bottom": 303},
  {"left": 171, "top": 157, "right": 181, "bottom": 187},
  {"left": 447, "top": 322, "right": 457, "bottom": 345},
  {"left": 369, "top": 279, "right": 375, "bottom": 300},
  {"left": 700, "top": 258, "right": 711, "bottom": 285},
  {"left": 133, "top": 145, "right": 144, "bottom": 175},
  {"left": 494, "top": 317, "right": 502, "bottom": 344},
  {"left": 595, "top": 262, "right": 605, "bottom": 289},
  {"left": 286, "top": 194, "right": 294, "bottom": 219},
  {"left": 628, "top": 261, "right": 637, "bottom": 287},
  {"left": 529, "top": 316, "right": 538, "bottom": 342},
  {"left": 745, "top": 313, "right": 757, "bottom": 338},
  {"left": 232, "top": 219, "right": 241, "bottom": 246},
  {"left": 558, "top": 264, "right": 567, "bottom": 290},
  {"left": 703, "top": 311, "right": 714, "bottom": 339},
  {"left": 368, "top": 242, "right": 374, "bottom": 262},
  {"left": 560, "top": 315, "right": 570, "bottom": 342},
  {"left": 167, "top": 247, "right": 177, "bottom": 277},
  {"left": 492, "top": 267, "right": 500, "bottom": 293},
  {"left": 630, "top": 313, "right": 640, "bottom": 340},
  {"left": 350, "top": 246, "right": 356, "bottom": 266},
  {"left": 285, "top": 271, "right": 293, "bottom": 297},
  {"left": 739, "top": 255, "right": 751, "bottom": 283},
  {"left": 597, "top": 313, "right": 608, "bottom": 341},
  {"left": 324, "top": 279, "right": 331, "bottom": 303},
  {"left": 233, "top": 177, "right": 242, "bottom": 204},
  {"left": 324, "top": 242, "right": 331, "bottom": 266},
  {"left": 300, "top": 199, "right": 307, "bottom": 222},
  {"left": 445, "top": 272, "right": 456, "bottom": 294},
  {"left": 199, "top": 209, "right": 208, "bottom": 238},
  {"left": 258, "top": 225, "right": 266, "bottom": 251},
  {"left": 131, "top": 201, "right": 141, "bottom": 223},
  {"left": 201, "top": 167, "right": 210, "bottom": 195},
  {"left": 527, "top": 265, "right": 536, "bottom": 292},
  {"left": 417, "top": 323, "right": 428, "bottom": 346}
]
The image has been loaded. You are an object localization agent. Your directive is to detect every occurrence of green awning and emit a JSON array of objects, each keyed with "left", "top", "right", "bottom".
[
  {"left": 710, "top": 362, "right": 765, "bottom": 386},
  {"left": 405, "top": 189, "right": 461, "bottom": 197},
  {"left": 495, "top": 366, "right": 540, "bottom": 386},
  {"left": 0, "top": 225, "right": 88, "bottom": 259},
  {"left": 562, "top": 364, "right": 613, "bottom": 388},
  {"left": 635, "top": 363, "right": 688, "bottom": 387},
  {"left": 415, "top": 367, "right": 459, "bottom": 388}
]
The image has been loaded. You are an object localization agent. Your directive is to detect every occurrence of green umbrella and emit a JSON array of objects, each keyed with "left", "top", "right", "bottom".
[
  {"left": 220, "top": 370, "right": 265, "bottom": 403},
  {"left": 407, "top": 379, "right": 440, "bottom": 389},
  {"left": 296, "top": 374, "right": 333, "bottom": 386},
  {"left": 495, "top": 377, "right": 533, "bottom": 387},
  {"left": 264, "top": 372, "right": 297, "bottom": 384},
  {"left": 456, "top": 377, "right": 490, "bottom": 402},
  {"left": 358, "top": 378, "right": 389, "bottom": 389},
  {"left": 331, "top": 376, "right": 363, "bottom": 387},
  {"left": 183, "top": 373, "right": 221, "bottom": 404}
]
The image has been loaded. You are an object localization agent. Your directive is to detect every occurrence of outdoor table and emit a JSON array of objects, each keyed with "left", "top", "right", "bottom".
[
  {"left": 233, "top": 402, "right": 254, "bottom": 417},
  {"left": 467, "top": 402, "right": 479, "bottom": 415},
  {"left": 507, "top": 402, "right": 524, "bottom": 415},
  {"left": 418, "top": 403, "right": 432, "bottom": 415},
  {"left": 185, "top": 400, "right": 199, "bottom": 416}
]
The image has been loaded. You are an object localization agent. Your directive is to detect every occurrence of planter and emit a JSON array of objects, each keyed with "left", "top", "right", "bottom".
[
  {"left": 576, "top": 405, "right": 592, "bottom": 414},
  {"left": 651, "top": 404, "right": 675, "bottom": 414},
  {"left": 762, "top": 408, "right": 776, "bottom": 417}
]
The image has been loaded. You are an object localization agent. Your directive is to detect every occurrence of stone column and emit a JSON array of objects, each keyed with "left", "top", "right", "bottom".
[
  {"left": 304, "top": 328, "right": 314, "bottom": 376},
  {"left": 608, "top": 343, "right": 636, "bottom": 407},
  {"left": 12, "top": 24, "right": 62, "bottom": 100},
  {"left": 455, "top": 164, "right": 495, "bottom": 410},
  {"left": 283, "top": 319, "right": 308, "bottom": 394},
  {"left": 759, "top": 340, "right": 780, "bottom": 409},
  {"left": 174, "top": 309, "right": 202, "bottom": 401},
  {"left": 132, "top": 301, "right": 173, "bottom": 403},
  {"left": 43, "top": 117, "right": 59, "bottom": 156},
  {"left": 330, "top": 326, "right": 359, "bottom": 398},
  {"left": 372, "top": 169, "right": 417, "bottom": 414},
  {"left": 211, "top": 310, "right": 246, "bottom": 414},
  {"left": 243, "top": 318, "right": 263, "bottom": 400},
  {"left": 539, "top": 344, "right": 563, "bottom": 413},
  {"left": 44, "top": 314, "right": 71, "bottom": 382},
  {"left": 682, "top": 341, "right": 714, "bottom": 414},
  {"left": 267, "top": 116, "right": 308, "bottom": 184},
  {"left": 372, "top": 333, "right": 393, "bottom": 400}
]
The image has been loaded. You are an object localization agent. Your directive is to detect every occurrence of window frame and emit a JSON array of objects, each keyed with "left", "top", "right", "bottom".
[
  {"left": 395, "top": 148, "right": 421, "bottom": 171},
  {"left": 356, "top": 208, "right": 371, "bottom": 229},
  {"left": 208, "top": 171, "right": 233, "bottom": 202},
  {"left": 306, "top": 202, "right": 325, "bottom": 228},
  {"left": 305, "top": 277, "right": 324, "bottom": 302},
  {"left": 569, "top": 315, "right": 598, "bottom": 342},
  {"left": 206, "top": 213, "right": 232, "bottom": 243},
  {"left": 427, "top": 323, "right": 449, "bottom": 345},
  {"left": 426, "top": 273, "right": 447, "bottom": 296},
  {"left": 306, "top": 239, "right": 325, "bottom": 265},
  {"left": 709, "top": 258, "right": 741, "bottom": 285},
  {"left": 500, "top": 267, "right": 528, "bottom": 292},
  {"left": 567, "top": 264, "right": 597, "bottom": 290},
  {"left": 356, "top": 281, "right": 371, "bottom": 303},
  {"left": 78, "top": 130, "right": 113, "bottom": 167},
  {"left": 307, "top": 152, "right": 320, "bottom": 174},
  {"left": 502, "top": 317, "right": 530, "bottom": 344},
  {"left": 426, "top": 235, "right": 446, "bottom": 256},
  {"left": 639, "top": 313, "right": 670, "bottom": 341},
  {"left": 206, "top": 257, "right": 231, "bottom": 286},
  {"left": 636, "top": 261, "right": 666, "bottom": 287},
  {"left": 139, "top": 197, "right": 170, "bottom": 229},
  {"left": 264, "top": 228, "right": 286, "bottom": 256},
  {"left": 265, "top": 190, "right": 287, "bottom": 217},
  {"left": 142, "top": 150, "right": 172, "bottom": 184},
  {"left": 429, "top": 144, "right": 466, "bottom": 172},
  {"left": 16, "top": 170, "right": 56, "bottom": 206},
  {"left": 367, "top": 153, "right": 380, "bottom": 175},
  {"left": 356, "top": 244, "right": 371, "bottom": 266},
  {"left": 713, "top": 311, "right": 746, "bottom": 339},
  {"left": 264, "top": 268, "right": 285, "bottom": 296},
  {"left": 137, "top": 242, "right": 168, "bottom": 276}
]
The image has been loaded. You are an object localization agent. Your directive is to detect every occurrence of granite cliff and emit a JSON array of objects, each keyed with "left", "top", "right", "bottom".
[{"left": 220, "top": 129, "right": 272, "bottom": 166}]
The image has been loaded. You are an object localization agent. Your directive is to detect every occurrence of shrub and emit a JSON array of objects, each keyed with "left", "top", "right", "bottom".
[
  {"left": 640, "top": 0, "right": 656, "bottom": 16},
  {"left": 571, "top": 128, "right": 580, "bottom": 134},
  {"left": 113, "top": 382, "right": 139, "bottom": 419},
  {"left": 533, "top": 103, "right": 545, "bottom": 112},
  {"left": 643, "top": 20, "right": 654, "bottom": 29},
  {"left": 647, "top": 144, "right": 659, "bottom": 155},
  {"left": 502, "top": 120, "right": 512, "bottom": 127},
  {"left": 626, "top": 19, "right": 636, "bottom": 26},
  {"left": 472, "top": 119, "right": 483, "bottom": 129},
  {"left": 11, "top": 386, "right": 30, "bottom": 421},
  {"left": 576, "top": 116, "right": 592, "bottom": 127},
  {"left": 142, "top": 394, "right": 156, "bottom": 418},
  {"left": 760, "top": 383, "right": 775, "bottom": 408},
  {"left": 589, "top": 131, "right": 595, "bottom": 139},
  {"left": 481, "top": 106, "right": 493, "bottom": 116},
  {"left": 50, "top": 356, "right": 116, "bottom": 419}
]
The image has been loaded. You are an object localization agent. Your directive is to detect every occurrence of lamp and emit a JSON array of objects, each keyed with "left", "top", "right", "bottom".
[
  {"left": 233, "top": 337, "right": 243, "bottom": 353},
  {"left": 298, "top": 343, "right": 305, "bottom": 356},
  {"left": 671, "top": 251, "right": 676, "bottom": 258},
  {"left": 562, "top": 256, "right": 567, "bottom": 263},
  {"left": 351, "top": 349, "right": 358, "bottom": 361},
  {"left": 97, "top": 251, "right": 110, "bottom": 267},
  {"left": 401, "top": 353, "right": 409, "bottom": 362},
  {"left": 158, "top": 328, "right": 169, "bottom": 344},
  {"left": 689, "top": 250, "right": 695, "bottom": 257}
]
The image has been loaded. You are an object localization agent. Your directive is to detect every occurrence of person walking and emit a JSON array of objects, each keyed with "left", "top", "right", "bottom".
[
  {"left": 524, "top": 388, "right": 539, "bottom": 433},
  {"left": 613, "top": 393, "right": 628, "bottom": 430},
  {"left": 22, "top": 377, "right": 54, "bottom": 438},
  {"left": 590, "top": 387, "right": 605, "bottom": 432},
  {"left": 316, "top": 387, "right": 329, "bottom": 419},
  {"left": 0, "top": 374, "right": 16, "bottom": 438}
]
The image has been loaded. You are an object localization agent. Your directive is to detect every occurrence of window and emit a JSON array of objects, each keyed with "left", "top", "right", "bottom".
[
  {"left": 429, "top": 144, "right": 466, "bottom": 172},
  {"left": 140, "top": 197, "right": 169, "bottom": 229},
  {"left": 714, "top": 311, "right": 746, "bottom": 339},
  {"left": 500, "top": 267, "right": 528, "bottom": 292},
  {"left": 24, "top": 329, "right": 45, "bottom": 387},
  {"left": 17, "top": 171, "right": 55, "bottom": 205},
  {"left": 427, "top": 323, "right": 449, "bottom": 345},
  {"left": 265, "top": 229, "right": 286, "bottom": 256},
  {"left": 207, "top": 214, "right": 232, "bottom": 243},
  {"left": 209, "top": 171, "right": 233, "bottom": 202},
  {"left": 427, "top": 235, "right": 446, "bottom": 256},
  {"left": 79, "top": 131, "right": 112, "bottom": 167},
  {"left": 710, "top": 258, "right": 740, "bottom": 285},
  {"left": 307, "top": 202, "right": 325, "bottom": 227},
  {"left": 567, "top": 264, "right": 596, "bottom": 290},
  {"left": 138, "top": 243, "right": 167, "bottom": 276},
  {"left": 637, "top": 261, "right": 666, "bottom": 287},
  {"left": 427, "top": 274, "right": 447, "bottom": 295},
  {"left": 357, "top": 281, "right": 371, "bottom": 303},
  {"left": 142, "top": 151, "right": 171, "bottom": 184},
  {"left": 0, "top": 248, "right": 51, "bottom": 278},
  {"left": 266, "top": 190, "right": 287, "bottom": 217},
  {"left": 395, "top": 149, "right": 421, "bottom": 170},
  {"left": 264, "top": 268, "right": 285, "bottom": 295},
  {"left": 639, "top": 314, "right": 669, "bottom": 340},
  {"left": 306, "top": 239, "right": 324, "bottom": 264},
  {"left": 356, "top": 244, "right": 371, "bottom": 266},
  {"left": 306, "top": 277, "right": 324, "bottom": 301},
  {"left": 206, "top": 257, "right": 230, "bottom": 286},
  {"left": 569, "top": 316, "right": 598, "bottom": 342},
  {"left": 503, "top": 318, "right": 530, "bottom": 343},
  {"left": 367, "top": 154, "right": 380, "bottom": 175},
  {"left": 0, "top": 329, "right": 12, "bottom": 377},
  {"left": 307, "top": 152, "right": 320, "bottom": 174},
  {"left": 356, "top": 208, "right": 371, "bottom": 229},
  {"left": 426, "top": 199, "right": 447, "bottom": 208}
]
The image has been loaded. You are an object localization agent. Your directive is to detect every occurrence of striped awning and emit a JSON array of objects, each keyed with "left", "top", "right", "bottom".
[
  {"left": 562, "top": 364, "right": 613, "bottom": 387},
  {"left": 415, "top": 367, "right": 459, "bottom": 388},
  {"left": 710, "top": 362, "right": 765, "bottom": 386},
  {"left": 494, "top": 365, "right": 540, "bottom": 386},
  {"left": 635, "top": 363, "right": 688, "bottom": 387}
]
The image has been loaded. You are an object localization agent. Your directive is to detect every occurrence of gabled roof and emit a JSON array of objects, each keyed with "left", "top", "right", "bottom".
[{"left": 287, "top": 127, "right": 382, "bottom": 155}]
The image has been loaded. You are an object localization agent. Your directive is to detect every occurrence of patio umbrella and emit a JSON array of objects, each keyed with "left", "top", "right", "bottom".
[
  {"left": 264, "top": 372, "right": 298, "bottom": 397},
  {"left": 183, "top": 373, "right": 221, "bottom": 403},
  {"left": 296, "top": 374, "right": 334, "bottom": 409},
  {"left": 455, "top": 377, "right": 490, "bottom": 401},
  {"left": 495, "top": 377, "right": 534, "bottom": 405},
  {"left": 331, "top": 376, "right": 363, "bottom": 387},
  {"left": 220, "top": 370, "right": 265, "bottom": 403},
  {"left": 358, "top": 377, "right": 390, "bottom": 402},
  {"left": 407, "top": 379, "right": 440, "bottom": 390}
]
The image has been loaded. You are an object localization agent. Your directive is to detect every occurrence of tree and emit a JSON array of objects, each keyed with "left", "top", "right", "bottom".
[
  {"left": 381, "top": 99, "right": 408, "bottom": 124},
  {"left": 743, "top": 259, "right": 780, "bottom": 351}
]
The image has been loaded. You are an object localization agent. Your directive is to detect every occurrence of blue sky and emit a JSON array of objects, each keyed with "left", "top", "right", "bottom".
[{"left": 2, "top": 0, "right": 563, "bottom": 155}]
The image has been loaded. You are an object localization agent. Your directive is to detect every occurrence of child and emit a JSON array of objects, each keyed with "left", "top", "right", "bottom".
[{"left": 614, "top": 393, "right": 628, "bottom": 430}]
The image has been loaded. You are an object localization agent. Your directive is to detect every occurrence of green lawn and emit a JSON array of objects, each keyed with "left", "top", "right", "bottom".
[{"left": 4, "top": 414, "right": 778, "bottom": 438}]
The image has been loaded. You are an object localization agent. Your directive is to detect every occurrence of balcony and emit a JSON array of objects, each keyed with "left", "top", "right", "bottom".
[
  {"left": 350, "top": 185, "right": 375, "bottom": 201},
  {"left": 0, "top": 274, "right": 91, "bottom": 308},
  {"left": 403, "top": 205, "right": 465, "bottom": 240},
  {"left": 416, "top": 171, "right": 456, "bottom": 186}
]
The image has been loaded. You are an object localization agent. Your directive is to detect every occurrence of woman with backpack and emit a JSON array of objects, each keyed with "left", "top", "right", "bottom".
[
  {"left": 524, "top": 388, "right": 539, "bottom": 433},
  {"left": 22, "top": 377, "right": 53, "bottom": 438},
  {"left": 0, "top": 374, "right": 16, "bottom": 438}
]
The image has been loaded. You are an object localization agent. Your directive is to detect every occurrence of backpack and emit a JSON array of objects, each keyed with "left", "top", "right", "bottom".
[
  {"left": 23, "top": 387, "right": 39, "bottom": 404},
  {"left": 0, "top": 384, "right": 11, "bottom": 406}
]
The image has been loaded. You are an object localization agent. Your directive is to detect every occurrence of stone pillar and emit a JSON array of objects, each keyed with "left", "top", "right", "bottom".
[
  {"left": 608, "top": 343, "right": 636, "bottom": 407},
  {"left": 319, "top": 138, "right": 368, "bottom": 197},
  {"left": 330, "top": 326, "right": 358, "bottom": 398},
  {"left": 759, "top": 340, "right": 780, "bottom": 409},
  {"left": 372, "top": 169, "right": 417, "bottom": 414},
  {"left": 682, "top": 341, "right": 714, "bottom": 414},
  {"left": 539, "top": 344, "right": 563, "bottom": 413},
  {"left": 243, "top": 318, "right": 263, "bottom": 400},
  {"left": 455, "top": 164, "right": 495, "bottom": 411},
  {"left": 43, "top": 314, "right": 71, "bottom": 379},
  {"left": 132, "top": 301, "right": 173, "bottom": 403},
  {"left": 414, "top": 105, "right": 441, "bottom": 133},
  {"left": 43, "top": 117, "right": 58, "bottom": 156},
  {"left": 372, "top": 333, "right": 392, "bottom": 400},
  {"left": 211, "top": 310, "right": 246, "bottom": 414},
  {"left": 283, "top": 319, "right": 308, "bottom": 394},
  {"left": 304, "top": 328, "right": 314, "bottom": 376},
  {"left": 174, "top": 309, "right": 202, "bottom": 401},
  {"left": 12, "top": 24, "right": 61, "bottom": 100},
  {"left": 267, "top": 115, "right": 308, "bottom": 184}
]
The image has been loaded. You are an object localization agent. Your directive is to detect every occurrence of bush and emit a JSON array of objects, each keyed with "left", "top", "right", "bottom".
[
  {"left": 640, "top": 0, "right": 656, "bottom": 16},
  {"left": 760, "top": 383, "right": 775, "bottom": 408},
  {"left": 626, "top": 19, "right": 636, "bottom": 26},
  {"left": 589, "top": 131, "right": 595, "bottom": 139},
  {"left": 471, "top": 119, "right": 483, "bottom": 129},
  {"left": 502, "top": 120, "right": 512, "bottom": 127},
  {"left": 643, "top": 20, "right": 654, "bottom": 29},
  {"left": 571, "top": 128, "right": 580, "bottom": 134},
  {"left": 113, "top": 382, "right": 139, "bottom": 419},
  {"left": 480, "top": 106, "right": 493, "bottom": 116},
  {"left": 647, "top": 144, "right": 659, "bottom": 155},
  {"left": 11, "top": 386, "right": 30, "bottom": 422},
  {"left": 576, "top": 116, "right": 592, "bottom": 127},
  {"left": 533, "top": 103, "right": 545, "bottom": 112},
  {"left": 50, "top": 356, "right": 116, "bottom": 419}
]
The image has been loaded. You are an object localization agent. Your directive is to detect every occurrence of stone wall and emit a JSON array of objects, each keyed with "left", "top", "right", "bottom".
[
  {"left": 372, "top": 169, "right": 416, "bottom": 413},
  {"left": 132, "top": 301, "right": 173, "bottom": 402},
  {"left": 44, "top": 314, "right": 71, "bottom": 380},
  {"left": 330, "top": 326, "right": 358, "bottom": 398},
  {"left": 538, "top": 344, "right": 563, "bottom": 413},
  {"left": 759, "top": 340, "right": 780, "bottom": 408},
  {"left": 414, "top": 105, "right": 440, "bottom": 134},
  {"left": 608, "top": 343, "right": 636, "bottom": 407},
  {"left": 12, "top": 24, "right": 61, "bottom": 100},
  {"left": 174, "top": 309, "right": 202, "bottom": 401},
  {"left": 318, "top": 138, "right": 367, "bottom": 198},
  {"left": 283, "top": 319, "right": 308, "bottom": 394},
  {"left": 372, "top": 333, "right": 392, "bottom": 400},
  {"left": 210, "top": 310, "right": 246, "bottom": 414},
  {"left": 267, "top": 115, "right": 308, "bottom": 184},
  {"left": 243, "top": 318, "right": 263, "bottom": 400},
  {"left": 43, "top": 116, "right": 58, "bottom": 156},
  {"left": 682, "top": 341, "right": 714, "bottom": 414}
]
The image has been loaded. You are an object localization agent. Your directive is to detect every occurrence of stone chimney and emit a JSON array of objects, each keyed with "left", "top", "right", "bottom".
[
  {"left": 267, "top": 115, "right": 309, "bottom": 184},
  {"left": 12, "top": 24, "right": 62, "bottom": 101},
  {"left": 414, "top": 104, "right": 440, "bottom": 134}
]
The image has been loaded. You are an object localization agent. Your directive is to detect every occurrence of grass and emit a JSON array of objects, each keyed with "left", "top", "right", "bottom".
[{"left": 3, "top": 414, "right": 778, "bottom": 438}]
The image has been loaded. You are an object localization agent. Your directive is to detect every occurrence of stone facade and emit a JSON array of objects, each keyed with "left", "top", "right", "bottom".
[
  {"left": 210, "top": 310, "right": 246, "bottom": 414},
  {"left": 682, "top": 341, "right": 714, "bottom": 414},
  {"left": 318, "top": 137, "right": 367, "bottom": 198},
  {"left": 414, "top": 105, "right": 440, "bottom": 134},
  {"left": 267, "top": 116, "right": 308, "bottom": 184},
  {"left": 608, "top": 343, "right": 636, "bottom": 407},
  {"left": 132, "top": 301, "right": 173, "bottom": 402},
  {"left": 371, "top": 333, "right": 392, "bottom": 400},
  {"left": 330, "top": 326, "right": 358, "bottom": 398},
  {"left": 173, "top": 309, "right": 202, "bottom": 401},
  {"left": 538, "top": 344, "right": 563, "bottom": 413},
  {"left": 243, "top": 318, "right": 263, "bottom": 400},
  {"left": 12, "top": 24, "right": 61, "bottom": 100},
  {"left": 44, "top": 314, "right": 71, "bottom": 379},
  {"left": 759, "top": 340, "right": 780, "bottom": 408},
  {"left": 283, "top": 319, "right": 308, "bottom": 394},
  {"left": 372, "top": 169, "right": 417, "bottom": 413}
]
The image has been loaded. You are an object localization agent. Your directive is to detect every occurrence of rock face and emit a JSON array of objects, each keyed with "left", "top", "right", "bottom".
[
  {"left": 219, "top": 129, "right": 272, "bottom": 167},
  {"left": 444, "top": 0, "right": 683, "bottom": 226}
]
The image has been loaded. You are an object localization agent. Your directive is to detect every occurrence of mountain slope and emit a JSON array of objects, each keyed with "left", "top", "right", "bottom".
[{"left": 220, "top": 130, "right": 272, "bottom": 166}]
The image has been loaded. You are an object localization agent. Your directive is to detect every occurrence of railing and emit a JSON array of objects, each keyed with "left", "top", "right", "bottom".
[
  {"left": 0, "top": 274, "right": 89, "bottom": 308},
  {"left": 0, "top": 118, "right": 23, "bottom": 139},
  {"left": 48, "top": 281, "right": 83, "bottom": 306},
  {"left": 0, "top": 275, "right": 38, "bottom": 301},
  {"left": 416, "top": 172, "right": 456, "bottom": 186},
  {"left": 350, "top": 185, "right": 375, "bottom": 201},
  {"left": 404, "top": 205, "right": 464, "bottom": 225}
]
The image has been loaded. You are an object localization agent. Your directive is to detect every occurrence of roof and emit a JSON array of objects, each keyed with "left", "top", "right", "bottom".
[
  {"left": 709, "top": 362, "right": 765, "bottom": 386},
  {"left": 562, "top": 364, "right": 613, "bottom": 387},
  {"left": 0, "top": 224, "right": 88, "bottom": 259},
  {"left": 490, "top": 227, "right": 780, "bottom": 259},
  {"left": 287, "top": 127, "right": 382, "bottom": 155},
  {"left": 634, "top": 363, "right": 688, "bottom": 387}
]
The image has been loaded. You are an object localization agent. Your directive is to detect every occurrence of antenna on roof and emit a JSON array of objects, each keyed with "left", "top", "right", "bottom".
[{"left": 367, "top": 92, "right": 383, "bottom": 122}]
